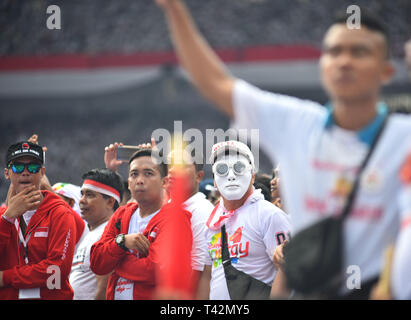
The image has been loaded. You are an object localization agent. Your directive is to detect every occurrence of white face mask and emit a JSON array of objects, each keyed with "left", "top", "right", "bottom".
[{"left": 213, "top": 155, "right": 252, "bottom": 201}]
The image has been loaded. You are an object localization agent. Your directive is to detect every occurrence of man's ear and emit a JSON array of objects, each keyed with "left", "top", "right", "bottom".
[
  {"left": 105, "top": 196, "right": 116, "bottom": 211},
  {"left": 68, "top": 198, "right": 75, "bottom": 209},
  {"left": 381, "top": 61, "right": 395, "bottom": 85},
  {"left": 4, "top": 168, "right": 10, "bottom": 180},
  {"left": 162, "top": 176, "right": 169, "bottom": 189},
  {"left": 196, "top": 170, "right": 204, "bottom": 184}
]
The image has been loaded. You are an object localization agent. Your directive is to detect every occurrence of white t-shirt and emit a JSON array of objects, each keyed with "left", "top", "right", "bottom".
[
  {"left": 233, "top": 79, "right": 411, "bottom": 295},
  {"left": 184, "top": 192, "right": 215, "bottom": 271},
  {"left": 206, "top": 189, "right": 291, "bottom": 300},
  {"left": 69, "top": 222, "right": 107, "bottom": 300},
  {"left": 114, "top": 208, "right": 159, "bottom": 300},
  {"left": 391, "top": 185, "right": 411, "bottom": 299}
]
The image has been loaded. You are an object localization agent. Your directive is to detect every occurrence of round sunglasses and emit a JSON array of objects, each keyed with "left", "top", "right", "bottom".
[
  {"left": 213, "top": 159, "right": 251, "bottom": 177},
  {"left": 8, "top": 162, "right": 42, "bottom": 174}
]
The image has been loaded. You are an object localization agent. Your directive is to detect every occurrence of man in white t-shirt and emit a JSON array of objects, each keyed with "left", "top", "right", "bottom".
[
  {"left": 205, "top": 141, "right": 291, "bottom": 300},
  {"left": 69, "top": 168, "right": 124, "bottom": 300},
  {"left": 154, "top": 0, "right": 411, "bottom": 299},
  {"left": 167, "top": 150, "right": 215, "bottom": 299}
]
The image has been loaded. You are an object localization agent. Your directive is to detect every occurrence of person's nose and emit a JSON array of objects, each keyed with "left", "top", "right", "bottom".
[
  {"left": 79, "top": 194, "right": 87, "bottom": 205},
  {"left": 227, "top": 168, "right": 236, "bottom": 181},
  {"left": 135, "top": 174, "right": 145, "bottom": 185},
  {"left": 337, "top": 51, "right": 354, "bottom": 69}
]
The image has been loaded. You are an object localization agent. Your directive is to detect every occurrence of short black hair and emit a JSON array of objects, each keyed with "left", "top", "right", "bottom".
[
  {"left": 81, "top": 168, "right": 124, "bottom": 211},
  {"left": 254, "top": 172, "right": 272, "bottom": 202},
  {"left": 128, "top": 149, "right": 168, "bottom": 178},
  {"left": 167, "top": 150, "right": 204, "bottom": 172},
  {"left": 331, "top": 10, "right": 390, "bottom": 58}
]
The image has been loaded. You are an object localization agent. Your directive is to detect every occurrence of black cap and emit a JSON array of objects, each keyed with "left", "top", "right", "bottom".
[{"left": 6, "top": 141, "right": 44, "bottom": 166}]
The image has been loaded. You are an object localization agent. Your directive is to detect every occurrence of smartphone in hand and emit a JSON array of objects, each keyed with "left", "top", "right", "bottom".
[{"left": 116, "top": 145, "right": 140, "bottom": 161}]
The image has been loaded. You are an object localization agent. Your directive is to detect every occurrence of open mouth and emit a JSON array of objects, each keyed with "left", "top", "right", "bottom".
[{"left": 19, "top": 181, "right": 32, "bottom": 186}]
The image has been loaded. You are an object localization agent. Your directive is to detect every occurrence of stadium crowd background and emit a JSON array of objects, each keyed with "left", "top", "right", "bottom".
[{"left": 1, "top": 0, "right": 410, "bottom": 200}]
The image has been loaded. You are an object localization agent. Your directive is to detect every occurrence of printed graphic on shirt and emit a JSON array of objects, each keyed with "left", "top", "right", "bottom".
[
  {"left": 208, "top": 226, "right": 249, "bottom": 268},
  {"left": 71, "top": 247, "right": 86, "bottom": 268},
  {"left": 114, "top": 277, "right": 135, "bottom": 300},
  {"left": 33, "top": 226, "right": 49, "bottom": 238},
  {"left": 275, "top": 231, "right": 291, "bottom": 246},
  {"left": 400, "top": 154, "right": 411, "bottom": 185}
]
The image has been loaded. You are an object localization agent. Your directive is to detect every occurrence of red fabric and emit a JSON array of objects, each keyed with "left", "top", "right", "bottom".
[
  {"left": 157, "top": 171, "right": 195, "bottom": 298},
  {"left": 90, "top": 201, "right": 192, "bottom": 300},
  {"left": 400, "top": 153, "right": 411, "bottom": 185},
  {"left": 0, "top": 191, "right": 77, "bottom": 300}
]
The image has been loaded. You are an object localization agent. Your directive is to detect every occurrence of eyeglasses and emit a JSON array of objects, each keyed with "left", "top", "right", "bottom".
[
  {"left": 213, "top": 160, "right": 251, "bottom": 177},
  {"left": 8, "top": 162, "right": 42, "bottom": 174}
]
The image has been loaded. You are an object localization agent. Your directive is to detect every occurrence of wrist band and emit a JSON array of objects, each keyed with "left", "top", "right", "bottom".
[{"left": 1, "top": 214, "right": 16, "bottom": 224}]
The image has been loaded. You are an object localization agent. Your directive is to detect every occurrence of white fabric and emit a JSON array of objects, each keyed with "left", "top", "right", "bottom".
[
  {"left": 22, "top": 210, "right": 36, "bottom": 227},
  {"left": 206, "top": 189, "right": 291, "bottom": 300},
  {"left": 233, "top": 79, "right": 411, "bottom": 295},
  {"left": 69, "top": 222, "right": 107, "bottom": 300},
  {"left": 184, "top": 192, "right": 215, "bottom": 271},
  {"left": 391, "top": 185, "right": 411, "bottom": 299},
  {"left": 52, "top": 182, "right": 82, "bottom": 215},
  {"left": 114, "top": 208, "right": 159, "bottom": 300}
]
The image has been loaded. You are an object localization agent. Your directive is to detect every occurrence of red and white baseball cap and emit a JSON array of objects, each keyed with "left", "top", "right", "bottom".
[{"left": 209, "top": 140, "right": 256, "bottom": 172}]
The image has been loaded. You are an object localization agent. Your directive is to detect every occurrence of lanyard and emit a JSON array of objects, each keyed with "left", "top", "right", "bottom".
[{"left": 16, "top": 217, "right": 32, "bottom": 264}]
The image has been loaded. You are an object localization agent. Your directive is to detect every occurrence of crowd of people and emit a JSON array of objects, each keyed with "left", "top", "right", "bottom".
[
  {"left": 0, "top": 135, "right": 288, "bottom": 300},
  {"left": 1, "top": 0, "right": 410, "bottom": 57},
  {"left": 1, "top": 0, "right": 411, "bottom": 301}
]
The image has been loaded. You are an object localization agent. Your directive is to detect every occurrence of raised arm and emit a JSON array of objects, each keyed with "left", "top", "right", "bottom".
[{"left": 156, "top": 0, "right": 235, "bottom": 117}]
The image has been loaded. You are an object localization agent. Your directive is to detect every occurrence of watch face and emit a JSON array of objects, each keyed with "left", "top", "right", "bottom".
[{"left": 116, "top": 234, "right": 123, "bottom": 244}]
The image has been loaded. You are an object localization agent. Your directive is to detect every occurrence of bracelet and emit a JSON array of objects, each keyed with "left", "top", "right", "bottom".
[{"left": 1, "top": 214, "right": 16, "bottom": 224}]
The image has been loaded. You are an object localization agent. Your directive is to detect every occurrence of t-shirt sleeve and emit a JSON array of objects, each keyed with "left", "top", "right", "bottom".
[
  {"left": 232, "top": 79, "right": 325, "bottom": 160},
  {"left": 258, "top": 203, "right": 292, "bottom": 261},
  {"left": 190, "top": 207, "right": 211, "bottom": 271}
]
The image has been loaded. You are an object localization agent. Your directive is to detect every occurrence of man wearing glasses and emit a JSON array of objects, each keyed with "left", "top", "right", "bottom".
[
  {"left": 0, "top": 141, "right": 77, "bottom": 299},
  {"left": 205, "top": 140, "right": 291, "bottom": 299}
]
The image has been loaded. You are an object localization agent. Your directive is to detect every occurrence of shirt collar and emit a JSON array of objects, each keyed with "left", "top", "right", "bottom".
[
  {"left": 184, "top": 192, "right": 206, "bottom": 207},
  {"left": 324, "top": 102, "right": 388, "bottom": 146}
]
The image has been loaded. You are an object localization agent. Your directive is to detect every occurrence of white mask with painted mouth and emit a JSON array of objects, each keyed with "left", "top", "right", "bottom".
[{"left": 213, "top": 155, "right": 252, "bottom": 201}]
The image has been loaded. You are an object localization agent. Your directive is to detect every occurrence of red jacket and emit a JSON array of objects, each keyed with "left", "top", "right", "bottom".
[
  {"left": 90, "top": 202, "right": 193, "bottom": 300},
  {"left": 0, "top": 191, "right": 78, "bottom": 300}
]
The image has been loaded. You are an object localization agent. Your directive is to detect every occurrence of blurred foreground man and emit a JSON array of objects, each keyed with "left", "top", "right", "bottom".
[{"left": 154, "top": 0, "right": 411, "bottom": 299}]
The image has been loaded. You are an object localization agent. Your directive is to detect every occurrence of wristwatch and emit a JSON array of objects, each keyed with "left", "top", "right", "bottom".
[{"left": 115, "top": 233, "right": 127, "bottom": 251}]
